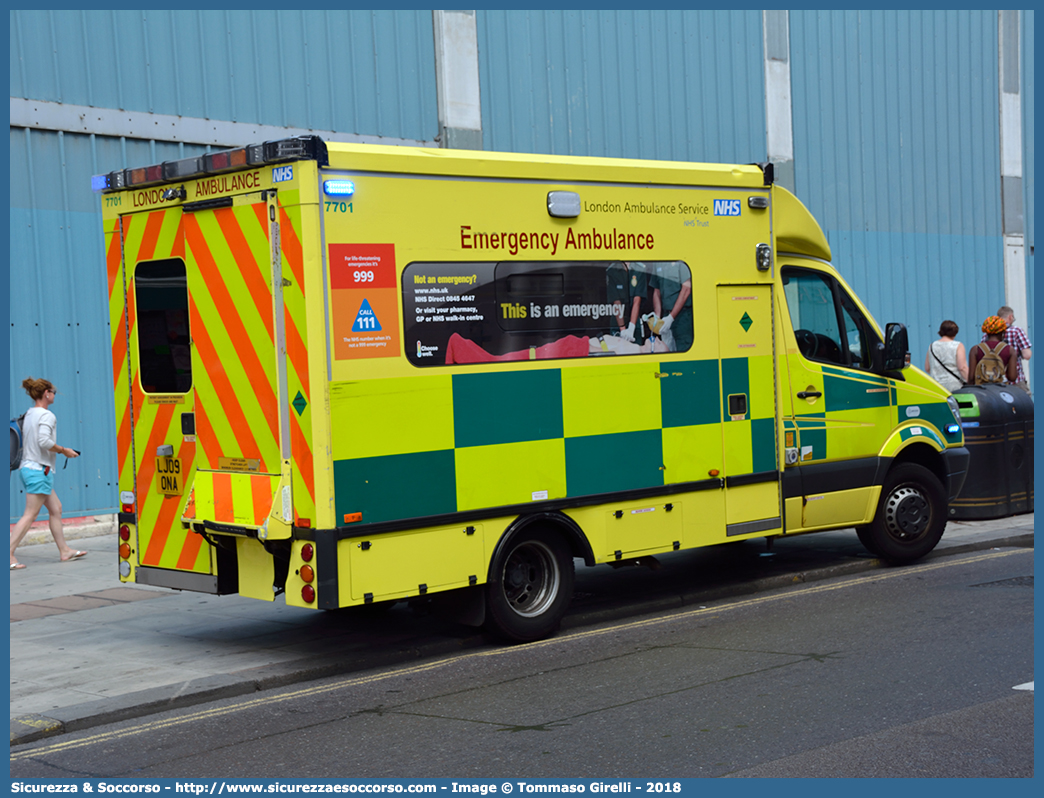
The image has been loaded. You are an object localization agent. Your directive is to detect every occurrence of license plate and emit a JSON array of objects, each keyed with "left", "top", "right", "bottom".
[{"left": 155, "top": 456, "right": 183, "bottom": 496}]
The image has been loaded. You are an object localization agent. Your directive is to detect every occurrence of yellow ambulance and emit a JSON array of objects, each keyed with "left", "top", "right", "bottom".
[{"left": 95, "top": 137, "right": 969, "bottom": 641}]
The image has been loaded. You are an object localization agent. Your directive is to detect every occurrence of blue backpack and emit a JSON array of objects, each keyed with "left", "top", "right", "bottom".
[{"left": 9, "top": 414, "right": 24, "bottom": 471}]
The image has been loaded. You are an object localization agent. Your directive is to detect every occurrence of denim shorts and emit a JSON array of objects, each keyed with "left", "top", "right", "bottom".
[{"left": 20, "top": 465, "right": 54, "bottom": 495}]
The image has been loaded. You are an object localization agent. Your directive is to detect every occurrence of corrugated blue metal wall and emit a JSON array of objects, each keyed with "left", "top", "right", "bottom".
[
  {"left": 789, "top": 10, "right": 1006, "bottom": 374},
  {"left": 9, "top": 10, "right": 437, "bottom": 521},
  {"left": 9, "top": 131, "right": 214, "bottom": 519},
  {"left": 477, "top": 10, "right": 766, "bottom": 162},
  {"left": 10, "top": 10, "right": 438, "bottom": 141}
]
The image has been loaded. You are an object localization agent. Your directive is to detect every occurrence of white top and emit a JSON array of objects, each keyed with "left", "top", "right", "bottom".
[
  {"left": 20, "top": 406, "right": 57, "bottom": 470},
  {"left": 927, "top": 339, "right": 963, "bottom": 392}
]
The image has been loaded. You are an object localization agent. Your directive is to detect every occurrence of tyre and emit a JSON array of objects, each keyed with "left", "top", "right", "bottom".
[
  {"left": 485, "top": 526, "right": 574, "bottom": 642},
  {"left": 854, "top": 525, "right": 881, "bottom": 556},
  {"left": 864, "top": 463, "right": 947, "bottom": 564}
]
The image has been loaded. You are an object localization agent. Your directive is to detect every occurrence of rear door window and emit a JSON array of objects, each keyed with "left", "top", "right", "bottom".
[{"left": 135, "top": 258, "right": 192, "bottom": 393}]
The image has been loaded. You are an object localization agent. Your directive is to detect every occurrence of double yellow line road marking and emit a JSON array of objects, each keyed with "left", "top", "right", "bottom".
[{"left": 13, "top": 547, "right": 1030, "bottom": 760}]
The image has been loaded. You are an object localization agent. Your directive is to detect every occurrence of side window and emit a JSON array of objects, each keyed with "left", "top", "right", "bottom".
[
  {"left": 782, "top": 267, "right": 879, "bottom": 370},
  {"left": 839, "top": 291, "right": 873, "bottom": 369},
  {"left": 402, "top": 260, "right": 693, "bottom": 366},
  {"left": 781, "top": 269, "right": 844, "bottom": 364},
  {"left": 135, "top": 258, "right": 192, "bottom": 393}
]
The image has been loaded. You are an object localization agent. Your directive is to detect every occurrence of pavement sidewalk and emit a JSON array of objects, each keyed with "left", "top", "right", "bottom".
[{"left": 9, "top": 513, "right": 1034, "bottom": 746}]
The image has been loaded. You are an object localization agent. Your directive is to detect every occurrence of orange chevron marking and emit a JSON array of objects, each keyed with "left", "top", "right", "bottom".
[
  {"left": 153, "top": 443, "right": 196, "bottom": 570},
  {"left": 193, "top": 392, "right": 222, "bottom": 468},
  {"left": 126, "top": 272, "right": 137, "bottom": 346},
  {"left": 213, "top": 472, "right": 233, "bottom": 523},
  {"left": 182, "top": 487, "right": 196, "bottom": 520},
  {"left": 172, "top": 221, "right": 185, "bottom": 259},
  {"left": 285, "top": 313, "right": 310, "bottom": 400},
  {"left": 214, "top": 206, "right": 274, "bottom": 343},
  {"left": 254, "top": 202, "right": 309, "bottom": 397},
  {"left": 251, "top": 474, "right": 273, "bottom": 526},
  {"left": 176, "top": 528, "right": 206, "bottom": 571},
  {"left": 185, "top": 216, "right": 280, "bottom": 449},
  {"left": 290, "top": 413, "right": 315, "bottom": 504},
  {"left": 139, "top": 403, "right": 176, "bottom": 564},
  {"left": 278, "top": 205, "right": 305, "bottom": 288},
  {"left": 107, "top": 218, "right": 124, "bottom": 297},
  {"left": 138, "top": 210, "right": 166, "bottom": 262},
  {"left": 188, "top": 299, "right": 268, "bottom": 470},
  {"left": 116, "top": 401, "right": 132, "bottom": 477},
  {"left": 112, "top": 308, "right": 128, "bottom": 392}
]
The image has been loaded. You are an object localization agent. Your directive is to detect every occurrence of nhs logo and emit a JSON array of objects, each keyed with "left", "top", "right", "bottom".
[
  {"left": 272, "top": 165, "right": 294, "bottom": 183},
  {"left": 714, "top": 199, "right": 741, "bottom": 216}
]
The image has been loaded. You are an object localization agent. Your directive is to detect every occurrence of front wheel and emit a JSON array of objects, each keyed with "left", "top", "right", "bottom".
[
  {"left": 864, "top": 463, "right": 947, "bottom": 564},
  {"left": 485, "top": 527, "right": 574, "bottom": 642}
]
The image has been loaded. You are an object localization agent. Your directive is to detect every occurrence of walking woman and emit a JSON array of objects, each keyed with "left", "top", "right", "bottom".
[
  {"left": 10, "top": 377, "right": 86, "bottom": 569},
  {"left": 924, "top": 320, "right": 968, "bottom": 392}
]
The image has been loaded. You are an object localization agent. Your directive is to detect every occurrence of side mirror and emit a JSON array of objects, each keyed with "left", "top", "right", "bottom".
[{"left": 882, "top": 322, "right": 909, "bottom": 371}]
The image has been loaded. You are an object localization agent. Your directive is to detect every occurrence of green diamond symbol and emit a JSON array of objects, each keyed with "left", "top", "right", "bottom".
[
  {"left": 739, "top": 312, "right": 753, "bottom": 332},
  {"left": 292, "top": 391, "right": 308, "bottom": 416}
]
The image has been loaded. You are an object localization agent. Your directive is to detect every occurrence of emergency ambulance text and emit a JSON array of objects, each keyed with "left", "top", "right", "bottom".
[{"left": 460, "top": 226, "right": 654, "bottom": 255}]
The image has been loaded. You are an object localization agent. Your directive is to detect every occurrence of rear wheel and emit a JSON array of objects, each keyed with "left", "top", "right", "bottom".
[
  {"left": 485, "top": 527, "right": 574, "bottom": 642},
  {"left": 865, "top": 463, "right": 947, "bottom": 564}
]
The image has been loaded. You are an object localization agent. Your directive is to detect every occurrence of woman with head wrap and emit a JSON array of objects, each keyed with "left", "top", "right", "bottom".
[{"left": 968, "top": 316, "right": 1018, "bottom": 385}]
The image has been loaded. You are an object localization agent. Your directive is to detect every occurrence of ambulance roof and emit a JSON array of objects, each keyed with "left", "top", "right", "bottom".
[{"left": 324, "top": 141, "right": 768, "bottom": 188}]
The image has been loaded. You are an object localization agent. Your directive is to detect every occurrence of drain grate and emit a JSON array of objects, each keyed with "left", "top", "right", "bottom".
[{"left": 971, "top": 576, "right": 1033, "bottom": 588}]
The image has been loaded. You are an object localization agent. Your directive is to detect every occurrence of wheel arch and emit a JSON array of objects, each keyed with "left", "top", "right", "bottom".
[
  {"left": 879, "top": 421, "right": 949, "bottom": 492},
  {"left": 889, "top": 441, "right": 949, "bottom": 492},
  {"left": 488, "top": 511, "right": 595, "bottom": 583}
]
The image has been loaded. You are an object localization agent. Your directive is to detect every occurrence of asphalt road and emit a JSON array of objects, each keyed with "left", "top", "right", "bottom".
[{"left": 11, "top": 546, "right": 1033, "bottom": 779}]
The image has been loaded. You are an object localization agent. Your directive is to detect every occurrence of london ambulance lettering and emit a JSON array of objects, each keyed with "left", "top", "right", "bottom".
[{"left": 114, "top": 208, "right": 205, "bottom": 573}]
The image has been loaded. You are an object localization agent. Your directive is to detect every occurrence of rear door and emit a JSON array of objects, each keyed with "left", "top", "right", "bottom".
[
  {"left": 115, "top": 204, "right": 208, "bottom": 579},
  {"left": 182, "top": 191, "right": 288, "bottom": 534}
]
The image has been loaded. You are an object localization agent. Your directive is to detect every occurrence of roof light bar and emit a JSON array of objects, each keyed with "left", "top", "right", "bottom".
[
  {"left": 92, "top": 136, "right": 328, "bottom": 194},
  {"left": 163, "top": 156, "right": 204, "bottom": 181}
]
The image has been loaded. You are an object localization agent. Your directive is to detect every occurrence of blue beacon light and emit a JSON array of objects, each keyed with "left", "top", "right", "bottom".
[{"left": 324, "top": 180, "right": 355, "bottom": 197}]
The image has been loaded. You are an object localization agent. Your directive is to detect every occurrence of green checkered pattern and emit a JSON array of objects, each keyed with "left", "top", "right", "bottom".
[{"left": 333, "top": 358, "right": 775, "bottom": 524}]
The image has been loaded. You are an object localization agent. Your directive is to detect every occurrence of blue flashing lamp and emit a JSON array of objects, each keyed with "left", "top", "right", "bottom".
[
  {"left": 91, "top": 174, "right": 109, "bottom": 192},
  {"left": 946, "top": 424, "right": 960, "bottom": 435},
  {"left": 324, "top": 179, "right": 355, "bottom": 197}
]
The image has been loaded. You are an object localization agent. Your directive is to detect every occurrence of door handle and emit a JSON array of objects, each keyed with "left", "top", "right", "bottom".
[{"left": 796, "top": 390, "right": 822, "bottom": 399}]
